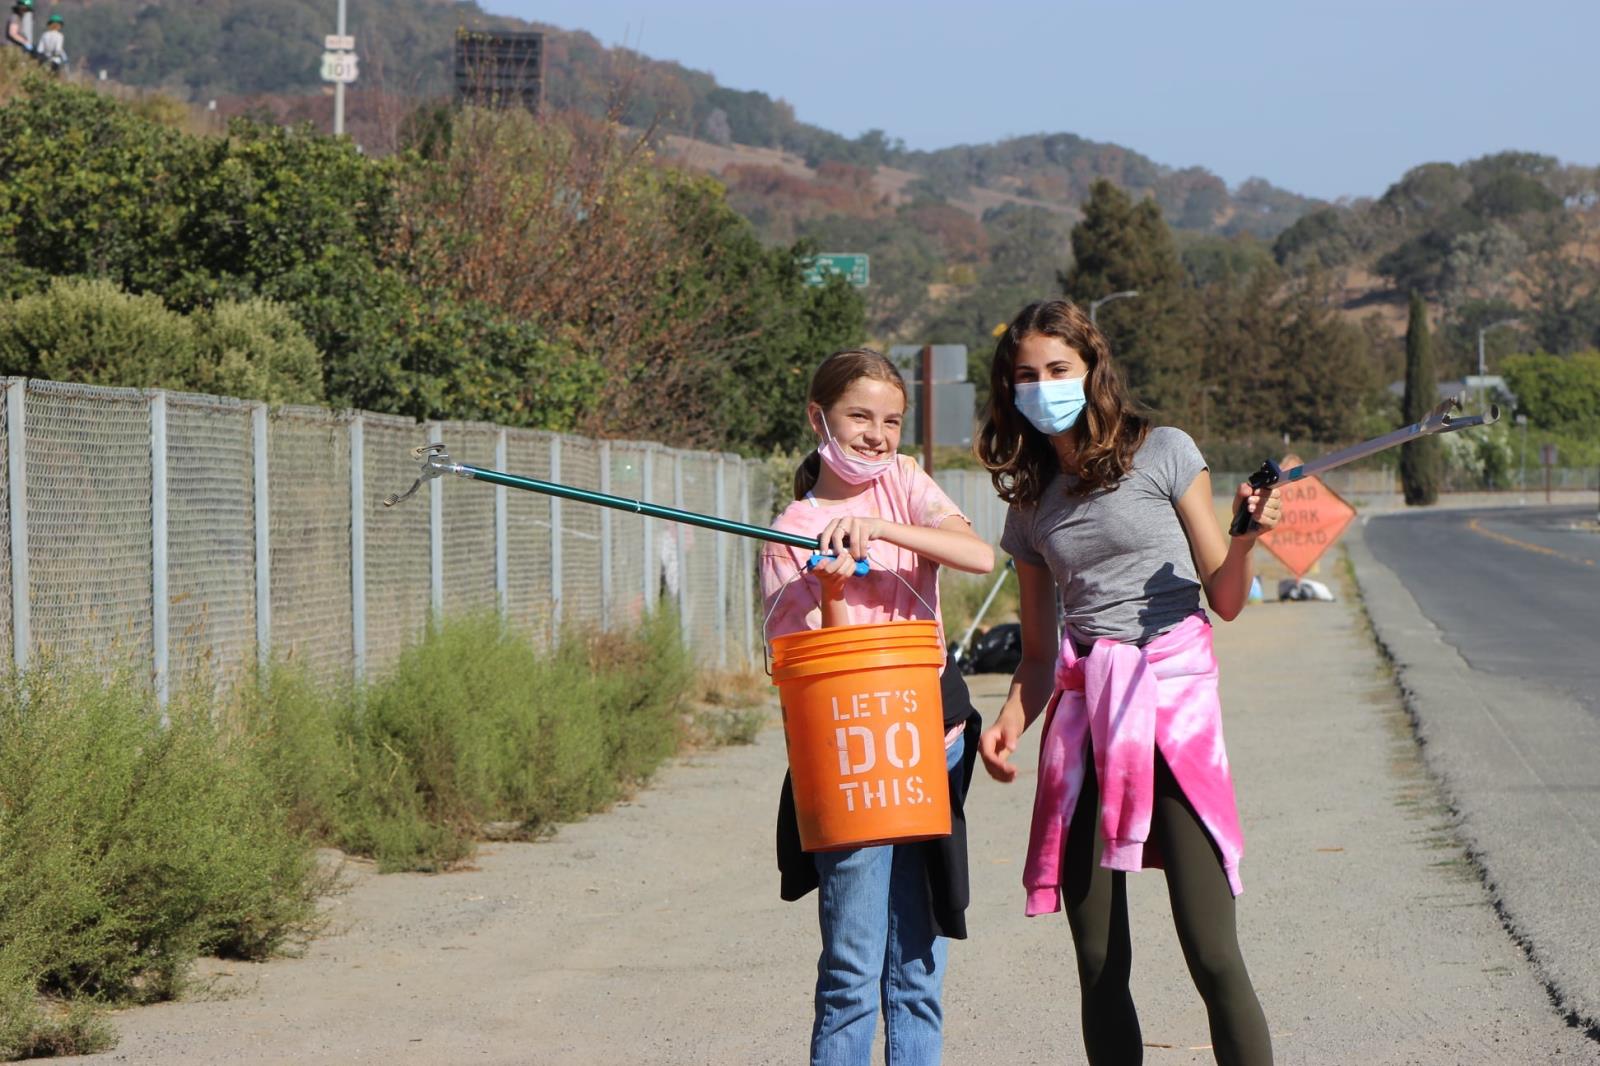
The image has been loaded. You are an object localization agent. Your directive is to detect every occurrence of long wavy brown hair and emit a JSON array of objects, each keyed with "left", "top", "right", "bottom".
[
  {"left": 792, "top": 349, "right": 908, "bottom": 500},
  {"left": 977, "top": 299, "right": 1149, "bottom": 506}
]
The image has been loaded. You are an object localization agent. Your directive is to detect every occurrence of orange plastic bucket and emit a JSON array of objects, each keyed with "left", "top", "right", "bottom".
[{"left": 771, "top": 620, "right": 951, "bottom": 851}]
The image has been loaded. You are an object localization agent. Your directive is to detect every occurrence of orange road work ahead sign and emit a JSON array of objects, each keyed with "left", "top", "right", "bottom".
[{"left": 1257, "top": 476, "right": 1356, "bottom": 579}]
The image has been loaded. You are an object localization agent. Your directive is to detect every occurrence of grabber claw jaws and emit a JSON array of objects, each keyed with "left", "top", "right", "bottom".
[
  {"left": 383, "top": 443, "right": 463, "bottom": 507},
  {"left": 1416, "top": 396, "right": 1502, "bottom": 437},
  {"left": 1438, "top": 398, "right": 1501, "bottom": 433}
]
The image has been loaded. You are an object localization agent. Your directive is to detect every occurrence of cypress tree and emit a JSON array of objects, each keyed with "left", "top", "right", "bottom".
[
  {"left": 1400, "top": 290, "right": 1442, "bottom": 505},
  {"left": 1062, "top": 180, "right": 1199, "bottom": 421}
]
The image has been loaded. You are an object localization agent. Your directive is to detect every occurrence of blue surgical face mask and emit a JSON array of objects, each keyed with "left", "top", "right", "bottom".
[{"left": 1013, "top": 377, "right": 1087, "bottom": 436}]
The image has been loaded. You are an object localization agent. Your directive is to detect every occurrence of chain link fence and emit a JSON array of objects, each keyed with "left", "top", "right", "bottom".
[
  {"left": 30, "top": 375, "right": 1565, "bottom": 693},
  {"left": 0, "top": 378, "right": 784, "bottom": 697}
]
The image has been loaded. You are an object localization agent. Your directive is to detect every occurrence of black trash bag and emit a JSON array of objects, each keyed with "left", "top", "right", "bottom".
[{"left": 967, "top": 623, "right": 1022, "bottom": 675}]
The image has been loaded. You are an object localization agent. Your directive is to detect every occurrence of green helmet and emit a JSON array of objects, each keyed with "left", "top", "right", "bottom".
[
  {"left": 14, "top": 0, "right": 33, "bottom": 11},
  {"left": 47, "top": 11, "right": 60, "bottom": 21}
]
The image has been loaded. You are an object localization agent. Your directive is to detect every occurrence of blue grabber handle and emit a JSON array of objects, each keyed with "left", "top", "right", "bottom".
[
  {"left": 808, "top": 552, "right": 871, "bottom": 577},
  {"left": 1229, "top": 458, "right": 1282, "bottom": 536}
]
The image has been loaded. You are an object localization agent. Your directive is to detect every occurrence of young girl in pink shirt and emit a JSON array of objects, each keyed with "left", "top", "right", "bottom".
[
  {"left": 976, "top": 300, "right": 1282, "bottom": 1065},
  {"left": 760, "top": 348, "right": 993, "bottom": 1066}
]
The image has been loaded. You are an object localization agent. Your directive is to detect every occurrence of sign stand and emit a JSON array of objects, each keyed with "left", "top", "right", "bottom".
[{"left": 321, "top": 2, "right": 357, "bottom": 135}]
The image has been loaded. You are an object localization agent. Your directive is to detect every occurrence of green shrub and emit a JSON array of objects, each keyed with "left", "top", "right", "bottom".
[
  {"left": 0, "top": 973, "right": 113, "bottom": 1061},
  {"left": 0, "top": 612, "right": 709, "bottom": 1052},
  {"left": 0, "top": 277, "right": 201, "bottom": 388},
  {"left": 0, "top": 279, "right": 325, "bottom": 405},
  {"left": 193, "top": 297, "right": 325, "bottom": 405},
  {"left": 0, "top": 661, "right": 320, "bottom": 1009},
  {"left": 223, "top": 665, "right": 349, "bottom": 844},
  {"left": 237, "top": 612, "right": 695, "bottom": 873}
]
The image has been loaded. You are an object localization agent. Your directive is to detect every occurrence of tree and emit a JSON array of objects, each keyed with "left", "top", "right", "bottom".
[
  {"left": 1501, "top": 351, "right": 1600, "bottom": 435},
  {"left": 1272, "top": 208, "right": 1355, "bottom": 271},
  {"left": 1061, "top": 180, "right": 1199, "bottom": 421},
  {"left": 1275, "top": 276, "right": 1375, "bottom": 442},
  {"left": 1196, "top": 263, "right": 1283, "bottom": 440},
  {"left": 1399, "top": 291, "right": 1442, "bottom": 505}
]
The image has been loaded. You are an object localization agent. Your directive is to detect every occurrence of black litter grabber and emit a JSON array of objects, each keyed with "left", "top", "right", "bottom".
[{"left": 1230, "top": 397, "right": 1501, "bottom": 535}]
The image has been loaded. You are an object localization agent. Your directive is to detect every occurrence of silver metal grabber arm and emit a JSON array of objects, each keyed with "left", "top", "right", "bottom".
[
  {"left": 382, "top": 443, "right": 469, "bottom": 507},
  {"left": 1229, "top": 398, "right": 1501, "bottom": 535}
]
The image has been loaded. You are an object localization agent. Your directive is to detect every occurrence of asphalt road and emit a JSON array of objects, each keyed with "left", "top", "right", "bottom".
[
  {"left": 1353, "top": 505, "right": 1600, "bottom": 1038},
  {"left": 1364, "top": 505, "right": 1600, "bottom": 718}
]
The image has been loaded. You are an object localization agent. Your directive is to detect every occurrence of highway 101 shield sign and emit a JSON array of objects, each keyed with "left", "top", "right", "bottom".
[{"left": 1256, "top": 476, "right": 1356, "bottom": 579}]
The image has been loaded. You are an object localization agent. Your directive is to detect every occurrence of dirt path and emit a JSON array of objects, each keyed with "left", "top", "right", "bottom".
[{"left": 65, "top": 587, "right": 1596, "bottom": 1064}]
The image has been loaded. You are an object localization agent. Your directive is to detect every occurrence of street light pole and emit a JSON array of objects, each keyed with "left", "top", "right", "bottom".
[
  {"left": 1475, "top": 318, "right": 1516, "bottom": 401},
  {"left": 1089, "top": 289, "right": 1139, "bottom": 326}
]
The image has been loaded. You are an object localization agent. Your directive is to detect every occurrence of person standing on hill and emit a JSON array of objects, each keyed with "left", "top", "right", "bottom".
[
  {"left": 4, "top": 0, "right": 34, "bottom": 54},
  {"left": 35, "top": 11, "right": 65, "bottom": 70}
]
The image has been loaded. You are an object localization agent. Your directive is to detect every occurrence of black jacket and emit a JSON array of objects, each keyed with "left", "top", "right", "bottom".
[{"left": 776, "top": 661, "right": 982, "bottom": 939}]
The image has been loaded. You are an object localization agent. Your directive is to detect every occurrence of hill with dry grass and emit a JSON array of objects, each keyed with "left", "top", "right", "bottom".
[{"left": 36, "top": 0, "right": 1600, "bottom": 359}]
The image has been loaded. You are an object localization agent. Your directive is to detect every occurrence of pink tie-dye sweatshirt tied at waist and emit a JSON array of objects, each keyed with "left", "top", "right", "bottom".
[{"left": 1024, "top": 612, "right": 1245, "bottom": 917}]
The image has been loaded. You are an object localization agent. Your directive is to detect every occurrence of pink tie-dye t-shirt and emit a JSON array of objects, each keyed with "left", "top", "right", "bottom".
[{"left": 759, "top": 455, "right": 967, "bottom": 650}]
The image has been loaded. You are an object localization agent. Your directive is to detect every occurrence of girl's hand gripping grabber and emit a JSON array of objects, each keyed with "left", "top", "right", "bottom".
[{"left": 1230, "top": 397, "right": 1501, "bottom": 535}]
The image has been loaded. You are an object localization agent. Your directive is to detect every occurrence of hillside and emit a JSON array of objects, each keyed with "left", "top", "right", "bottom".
[
  {"left": 57, "top": 0, "right": 1314, "bottom": 237},
  {"left": 41, "top": 0, "right": 1600, "bottom": 365}
]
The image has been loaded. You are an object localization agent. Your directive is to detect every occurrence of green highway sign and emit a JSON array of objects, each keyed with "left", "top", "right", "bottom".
[{"left": 803, "top": 253, "right": 870, "bottom": 287}]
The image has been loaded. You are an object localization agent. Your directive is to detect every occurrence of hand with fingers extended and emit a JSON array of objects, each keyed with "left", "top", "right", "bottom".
[{"left": 978, "top": 704, "right": 1027, "bottom": 783}]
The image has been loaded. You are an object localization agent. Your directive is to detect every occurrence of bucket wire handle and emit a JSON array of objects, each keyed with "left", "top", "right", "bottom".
[{"left": 761, "top": 550, "right": 941, "bottom": 676}]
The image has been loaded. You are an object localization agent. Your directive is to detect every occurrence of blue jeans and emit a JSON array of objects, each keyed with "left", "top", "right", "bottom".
[{"left": 810, "top": 734, "right": 963, "bottom": 1066}]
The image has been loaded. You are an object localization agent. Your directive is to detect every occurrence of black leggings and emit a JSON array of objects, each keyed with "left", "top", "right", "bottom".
[{"left": 1064, "top": 750, "right": 1272, "bottom": 1066}]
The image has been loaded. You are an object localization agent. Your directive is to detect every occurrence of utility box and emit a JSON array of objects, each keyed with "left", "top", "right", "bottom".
[
  {"left": 888, "top": 345, "right": 974, "bottom": 448},
  {"left": 455, "top": 29, "right": 543, "bottom": 112},
  {"left": 888, "top": 344, "right": 967, "bottom": 384},
  {"left": 904, "top": 383, "right": 977, "bottom": 448}
]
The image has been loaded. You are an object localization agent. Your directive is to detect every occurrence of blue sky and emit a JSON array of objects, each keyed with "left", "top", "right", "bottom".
[{"left": 481, "top": 0, "right": 1596, "bottom": 202}]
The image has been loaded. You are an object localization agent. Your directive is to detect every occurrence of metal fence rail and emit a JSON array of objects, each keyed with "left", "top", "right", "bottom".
[{"left": 0, "top": 378, "right": 781, "bottom": 698}]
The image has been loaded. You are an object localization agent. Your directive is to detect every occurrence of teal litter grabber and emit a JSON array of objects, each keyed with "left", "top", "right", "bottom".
[{"left": 384, "top": 443, "right": 870, "bottom": 574}]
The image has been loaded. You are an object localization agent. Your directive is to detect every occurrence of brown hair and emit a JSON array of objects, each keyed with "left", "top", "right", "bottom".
[
  {"left": 793, "top": 348, "right": 908, "bottom": 499},
  {"left": 976, "top": 299, "right": 1149, "bottom": 506}
]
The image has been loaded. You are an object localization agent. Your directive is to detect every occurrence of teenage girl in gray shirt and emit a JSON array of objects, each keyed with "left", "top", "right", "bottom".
[{"left": 976, "top": 298, "right": 1282, "bottom": 1065}]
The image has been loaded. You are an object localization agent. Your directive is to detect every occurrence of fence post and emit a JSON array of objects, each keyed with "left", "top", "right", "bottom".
[
  {"left": 495, "top": 429, "right": 508, "bottom": 622},
  {"left": 253, "top": 402, "right": 271, "bottom": 669},
  {"left": 714, "top": 455, "right": 728, "bottom": 668},
  {"left": 549, "top": 436, "right": 562, "bottom": 638},
  {"left": 740, "top": 460, "right": 754, "bottom": 669},
  {"left": 150, "top": 391, "right": 170, "bottom": 711},
  {"left": 7, "top": 382, "right": 28, "bottom": 673},
  {"left": 599, "top": 440, "right": 613, "bottom": 632},
  {"left": 428, "top": 422, "right": 443, "bottom": 620},
  {"left": 349, "top": 415, "right": 366, "bottom": 684},
  {"left": 673, "top": 452, "right": 689, "bottom": 650},
  {"left": 642, "top": 447, "right": 656, "bottom": 612}
]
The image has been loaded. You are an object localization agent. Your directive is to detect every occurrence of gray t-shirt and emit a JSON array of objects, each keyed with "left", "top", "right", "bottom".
[{"left": 1000, "top": 426, "right": 1208, "bottom": 647}]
